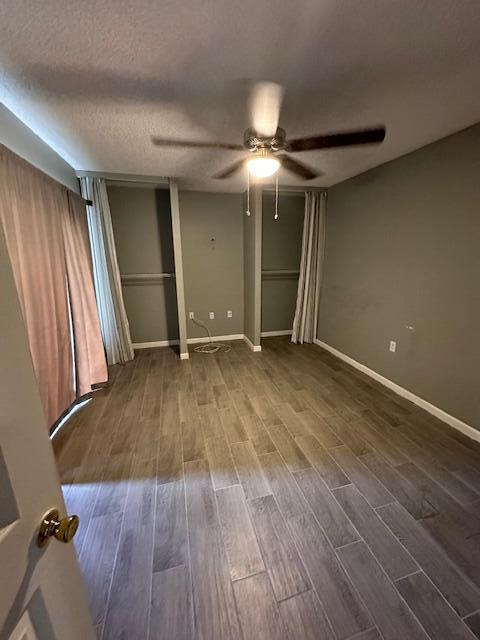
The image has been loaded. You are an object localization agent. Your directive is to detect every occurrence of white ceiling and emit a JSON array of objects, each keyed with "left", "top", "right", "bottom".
[{"left": 1, "top": 0, "right": 480, "bottom": 192}]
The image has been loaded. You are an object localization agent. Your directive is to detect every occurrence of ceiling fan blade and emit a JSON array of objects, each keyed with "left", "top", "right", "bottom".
[
  {"left": 250, "top": 81, "right": 284, "bottom": 138},
  {"left": 151, "top": 136, "right": 243, "bottom": 151},
  {"left": 277, "top": 154, "right": 320, "bottom": 180},
  {"left": 286, "top": 126, "right": 386, "bottom": 152},
  {"left": 213, "top": 158, "right": 246, "bottom": 179}
]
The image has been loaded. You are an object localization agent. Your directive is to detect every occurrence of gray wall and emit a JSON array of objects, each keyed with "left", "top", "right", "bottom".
[
  {"left": 262, "top": 193, "right": 304, "bottom": 333},
  {"left": 108, "top": 185, "right": 178, "bottom": 344},
  {"left": 0, "top": 104, "right": 79, "bottom": 192},
  {"left": 244, "top": 187, "right": 262, "bottom": 346},
  {"left": 180, "top": 191, "right": 244, "bottom": 339},
  {"left": 318, "top": 123, "right": 480, "bottom": 430}
]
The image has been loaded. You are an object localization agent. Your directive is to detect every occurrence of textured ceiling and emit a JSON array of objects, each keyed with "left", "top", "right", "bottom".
[{"left": 1, "top": 0, "right": 480, "bottom": 192}]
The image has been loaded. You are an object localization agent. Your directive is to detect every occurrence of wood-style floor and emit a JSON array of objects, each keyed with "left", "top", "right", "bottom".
[{"left": 53, "top": 337, "right": 480, "bottom": 640}]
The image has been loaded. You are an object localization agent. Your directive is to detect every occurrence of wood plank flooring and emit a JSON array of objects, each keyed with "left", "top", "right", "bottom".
[{"left": 53, "top": 337, "right": 480, "bottom": 640}]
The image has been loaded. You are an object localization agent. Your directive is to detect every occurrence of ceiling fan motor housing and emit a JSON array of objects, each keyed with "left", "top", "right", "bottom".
[{"left": 243, "top": 127, "right": 286, "bottom": 152}]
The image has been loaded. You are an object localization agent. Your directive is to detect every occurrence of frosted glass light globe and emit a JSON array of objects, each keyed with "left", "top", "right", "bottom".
[{"left": 247, "top": 156, "right": 280, "bottom": 178}]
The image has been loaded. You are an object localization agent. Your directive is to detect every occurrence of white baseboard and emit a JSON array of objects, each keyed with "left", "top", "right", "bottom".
[
  {"left": 244, "top": 335, "right": 262, "bottom": 352},
  {"left": 133, "top": 339, "right": 179, "bottom": 349},
  {"left": 261, "top": 330, "right": 292, "bottom": 337},
  {"left": 314, "top": 339, "right": 480, "bottom": 443},
  {"left": 187, "top": 333, "right": 244, "bottom": 345},
  {"left": 133, "top": 334, "right": 245, "bottom": 350}
]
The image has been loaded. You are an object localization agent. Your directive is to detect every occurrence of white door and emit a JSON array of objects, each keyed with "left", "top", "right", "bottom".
[{"left": 0, "top": 225, "right": 95, "bottom": 640}]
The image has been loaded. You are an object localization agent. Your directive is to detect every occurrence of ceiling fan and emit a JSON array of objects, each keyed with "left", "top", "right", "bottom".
[{"left": 151, "top": 82, "right": 386, "bottom": 180}]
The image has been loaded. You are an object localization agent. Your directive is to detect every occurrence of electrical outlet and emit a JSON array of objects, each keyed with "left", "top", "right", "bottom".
[
  {"left": 389, "top": 340, "right": 397, "bottom": 353},
  {"left": 189, "top": 311, "right": 194, "bottom": 319},
  {"left": 209, "top": 311, "right": 215, "bottom": 320},
  {"left": 227, "top": 310, "right": 233, "bottom": 318}
]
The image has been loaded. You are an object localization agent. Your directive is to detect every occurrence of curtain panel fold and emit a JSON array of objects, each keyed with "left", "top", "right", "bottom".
[
  {"left": 63, "top": 192, "right": 108, "bottom": 396},
  {"left": 291, "top": 191, "right": 327, "bottom": 344},
  {"left": 79, "top": 177, "right": 133, "bottom": 365},
  {"left": 0, "top": 144, "right": 107, "bottom": 426}
]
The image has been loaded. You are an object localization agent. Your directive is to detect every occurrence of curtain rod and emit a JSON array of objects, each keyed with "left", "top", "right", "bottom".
[{"left": 76, "top": 170, "right": 170, "bottom": 186}]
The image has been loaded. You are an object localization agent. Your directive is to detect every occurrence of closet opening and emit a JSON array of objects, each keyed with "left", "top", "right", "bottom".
[
  {"left": 261, "top": 190, "right": 305, "bottom": 342},
  {"left": 107, "top": 182, "right": 180, "bottom": 353}
]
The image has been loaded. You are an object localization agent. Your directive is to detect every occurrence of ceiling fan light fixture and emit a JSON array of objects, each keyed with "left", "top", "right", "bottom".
[{"left": 247, "top": 154, "right": 280, "bottom": 178}]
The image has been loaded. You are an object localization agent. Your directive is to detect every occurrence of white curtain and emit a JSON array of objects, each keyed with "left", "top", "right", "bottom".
[
  {"left": 79, "top": 177, "right": 134, "bottom": 365},
  {"left": 291, "top": 191, "right": 327, "bottom": 344}
]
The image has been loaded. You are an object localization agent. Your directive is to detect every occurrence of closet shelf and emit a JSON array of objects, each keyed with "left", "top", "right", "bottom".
[
  {"left": 120, "top": 272, "right": 176, "bottom": 286},
  {"left": 262, "top": 269, "right": 300, "bottom": 280}
]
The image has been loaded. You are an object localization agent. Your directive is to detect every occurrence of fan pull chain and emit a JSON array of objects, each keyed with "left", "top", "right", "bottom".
[
  {"left": 274, "top": 172, "right": 279, "bottom": 220},
  {"left": 246, "top": 169, "right": 251, "bottom": 216}
]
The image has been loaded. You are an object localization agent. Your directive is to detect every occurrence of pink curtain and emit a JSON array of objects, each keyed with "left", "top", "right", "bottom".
[
  {"left": 63, "top": 192, "right": 108, "bottom": 397},
  {"left": 0, "top": 144, "right": 107, "bottom": 426}
]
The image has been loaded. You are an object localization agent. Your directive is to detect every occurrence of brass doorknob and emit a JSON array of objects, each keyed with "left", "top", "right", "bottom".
[{"left": 37, "top": 508, "right": 80, "bottom": 548}]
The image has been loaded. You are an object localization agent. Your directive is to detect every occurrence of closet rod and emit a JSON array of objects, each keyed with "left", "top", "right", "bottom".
[
  {"left": 262, "top": 269, "right": 300, "bottom": 275},
  {"left": 262, "top": 269, "right": 300, "bottom": 280},
  {"left": 120, "top": 272, "right": 176, "bottom": 286}
]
